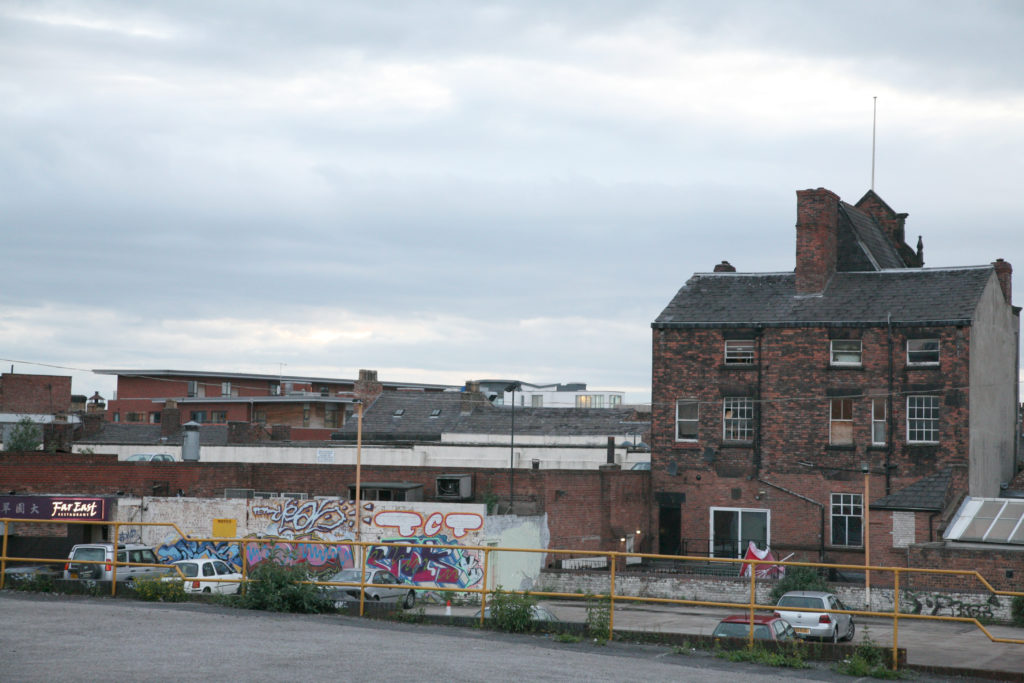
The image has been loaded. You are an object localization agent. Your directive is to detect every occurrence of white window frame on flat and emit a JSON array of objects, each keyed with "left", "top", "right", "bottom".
[
  {"left": 830, "top": 493, "right": 863, "bottom": 547},
  {"left": 221, "top": 381, "right": 231, "bottom": 397},
  {"left": 907, "top": 338, "right": 939, "bottom": 366},
  {"left": 724, "top": 340, "right": 755, "bottom": 365},
  {"left": 830, "top": 340, "right": 862, "bottom": 366},
  {"left": 676, "top": 399, "right": 699, "bottom": 442},
  {"left": 907, "top": 395, "right": 939, "bottom": 443},
  {"left": 829, "top": 398, "right": 853, "bottom": 445},
  {"left": 871, "top": 398, "right": 886, "bottom": 446},
  {"left": 723, "top": 397, "right": 754, "bottom": 441}
]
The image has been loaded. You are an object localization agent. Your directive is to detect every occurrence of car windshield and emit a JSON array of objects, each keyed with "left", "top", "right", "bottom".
[
  {"left": 175, "top": 562, "right": 199, "bottom": 578},
  {"left": 777, "top": 596, "right": 824, "bottom": 609}
]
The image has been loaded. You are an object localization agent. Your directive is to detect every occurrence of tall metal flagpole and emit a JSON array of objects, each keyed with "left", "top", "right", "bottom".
[{"left": 871, "top": 96, "right": 877, "bottom": 191}]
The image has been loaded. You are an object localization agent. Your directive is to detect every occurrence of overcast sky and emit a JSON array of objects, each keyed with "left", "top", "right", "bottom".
[{"left": 2, "top": 1, "right": 1022, "bottom": 405}]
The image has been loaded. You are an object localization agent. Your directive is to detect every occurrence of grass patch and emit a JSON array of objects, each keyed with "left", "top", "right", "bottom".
[{"left": 554, "top": 633, "right": 582, "bottom": 643}]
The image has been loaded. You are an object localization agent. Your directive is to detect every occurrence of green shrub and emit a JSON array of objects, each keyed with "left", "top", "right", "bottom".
[
  {"left": 585, "top": 593, "right": 611, "bottom": 642},
  {"left": 486, "top": 587, "right": 537, "bottom": 633},
  {"left": 716, "top": 644, "right": 806, "bottom": 669},
  {"left": 4, "top": 417, "right": 42, "bottom": 452},
  {"left": 769, "top": 566, "right": 831, "bottom": 603},
  {"left": 1011, "top": 595, "right": 1024, "bottom": 627},
  {"left": 236, "top": 561, "right": 334, "bottom": 614},
  {"left": 134, "top": 578, "right": 188, "bottom": 602},
  {"left": 9, "top": 574, "right": 55, "bottom": 593},
  {"left": 834, "top": 632, "right": 901, "bottom": 679}
]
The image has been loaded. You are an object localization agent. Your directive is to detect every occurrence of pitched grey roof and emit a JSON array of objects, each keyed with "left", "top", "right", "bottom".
[
  {"left": 840, "top": 202, "right": 905, "bottom": 270},
  {"left": 335, "top": 391, "right": 469, "bottom": 441},
  {"left": 77, "top": 423, "right": 229, "bottom": 446},
  {"left": 448, "top": 406, "right": 648, "bottom": 438},
  {"left": 653, "top": 266, "right": 994, "bottom": 328},
  {"left": 871, "top": 468, "right": 952, "bottom": 511}
]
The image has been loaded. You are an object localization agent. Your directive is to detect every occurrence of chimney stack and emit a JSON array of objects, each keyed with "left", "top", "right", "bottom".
[
  {"left": 992, "top": 259, "right": 1013, "bottom": 305},
  {"left": 795, "top": 188, "right": 840, "bottom": 294},
  {"left": 355, "top": 369, "right": 383, "bottom": 405},
  {"left": 161, "top": 399, "right": 180, "bottom": 437},
  {"left": 713, "top": 261, "right": 736, "bottom": 273}
]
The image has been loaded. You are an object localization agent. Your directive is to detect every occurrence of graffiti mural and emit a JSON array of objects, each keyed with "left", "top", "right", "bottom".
[
  {"left": 156, "top": 538, "right": 243, "bottom": 571},
  {"left": 367, "top": 535, "right": 483, "bottom": 588},
  {"left": 243, "top": 539, "right": 353, "bottom": 571},
  {"left": 250, "top": 498, "right": 359, "bottom": 538},
  {"left": 903, "top": 591, "right": 999, "bottom": 619}
]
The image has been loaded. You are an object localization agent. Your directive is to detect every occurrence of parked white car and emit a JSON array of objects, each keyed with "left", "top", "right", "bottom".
[
  {"left": 164, "top": 558, "right": 242, "bottom": 594},
  {"left": 774, "top": 590, "right": 855, "bottom": 643},
  {"left": 126, "top": 453, "right": 175, "bottom": 462}
]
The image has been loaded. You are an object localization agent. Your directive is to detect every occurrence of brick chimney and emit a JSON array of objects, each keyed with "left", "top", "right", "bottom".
[
  {"left": 461, "top": 381, "right": 488, "bottom": 414},
  {"left": 161, "top": 399, "right": 180, "bottom": 438},
  {"left": 992, "top": 258, "right": 1013, "bottom": 305},
  {"left": 795, "top": 188, "right": 840, "bottom": 294},
  {"left": 713, "top": 261, "right": 736, "bottom": 273},
  {"left": 354, "top": 369, "right": 383, "bottom": 404}
]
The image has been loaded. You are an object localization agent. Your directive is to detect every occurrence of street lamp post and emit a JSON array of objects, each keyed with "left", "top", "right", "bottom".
[
  {"left": 355, "top": 400, "right": 363, "bottom": 542},
  {"left": 506, "top": 383, "right": 520, "bottom": 513}
]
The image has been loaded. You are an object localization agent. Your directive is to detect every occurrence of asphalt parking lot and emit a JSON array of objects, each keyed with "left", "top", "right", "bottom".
[{"left": 1, "top": 591, "right": 1016, "bottom": 683}]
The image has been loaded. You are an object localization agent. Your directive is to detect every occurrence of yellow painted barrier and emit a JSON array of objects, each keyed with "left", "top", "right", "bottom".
[{"left": 3, "top": 517, "right": 1022, "bottom": 670}]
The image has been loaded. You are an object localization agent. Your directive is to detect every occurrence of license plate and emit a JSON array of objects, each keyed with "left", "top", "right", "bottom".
[
  {"left": 69, "top": 572, "right": 78, "bottom": 579},
  {"left": 795, "top": 628, "right": 810, "bottom": 634}
]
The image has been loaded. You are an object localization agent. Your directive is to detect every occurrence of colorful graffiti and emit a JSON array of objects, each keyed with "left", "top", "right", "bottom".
[
  {"left": 156, "top": 538, "right": 243, "bottom": 571},
  {"left": 374, "top": 510, "right": 483, "bottom": 538},
  {"left": 903, "top": 591, "right": 1000, "bottom": 619},
  {"left": 250, "top": 498, "right": 360, "bottom": 539},
  {"left": 367, "top": 535, "right": 483, "bottom": 588},
  {"left": 244, "top": 538, "right": 353, "bottom": 572}
]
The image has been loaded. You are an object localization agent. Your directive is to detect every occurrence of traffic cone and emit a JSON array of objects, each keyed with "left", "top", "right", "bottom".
[{"left": 445, "top": 600, "right": 451, "bottom": 616}]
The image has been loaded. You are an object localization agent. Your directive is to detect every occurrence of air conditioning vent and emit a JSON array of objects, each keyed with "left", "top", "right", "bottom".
[{"left": 436, "top": 474, "right": 472, "bottom": 500}]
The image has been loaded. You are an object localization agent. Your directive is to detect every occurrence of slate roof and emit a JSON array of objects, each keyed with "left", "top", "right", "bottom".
[
  {"left": 840, "top": 202, "right": 905, "bottom": 270},
  {"left": 334, "top": 391, "right": 649, "bottom": 441},
  {"left": 448, "top": 406, "right": 649, "bottom": 438},
  {"left": 77, "top": 423, "right": 229, "bottom": 447},
  {"left": 871, "top": 468, "right": 952, "bottom": 511},
  {"left": 653, "top": 266, "right": 995, "bottom": 328}
]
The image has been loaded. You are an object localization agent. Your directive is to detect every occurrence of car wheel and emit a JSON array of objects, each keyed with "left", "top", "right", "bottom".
[
  {"left": 843, "top": 619, "right": 856, "bottom": 642},
  {"left": 403, "top": 590, "right": 415, "bottom": 609},
  {"left": 203, "top": 587, "right": 211, "bottom": 593},
  {"left": 372, "top": 594, "right": 380, "bottom": 602}
]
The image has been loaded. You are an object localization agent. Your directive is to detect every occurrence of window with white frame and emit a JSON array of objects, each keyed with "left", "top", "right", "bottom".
[
  {"left": 609, "top": 395, "right": 621, "bottom": 408},
  {"left": 907, "top": 395, "right": 939, "bottom": 442},
  {"left": 829, "top": 398, "right": 853, "bottom": 445},
  {"left": 676, "top": 399, "right": 698, "bottom": 441},
  {"left": 871, "top": 398, "right": 886, "bottom": 445},
  {"left": 576, "top": 395, "right": 605, "bottom": 408},
  {"left": 221, "top": 381, "right": 231, "bottom": 397},
  {"left": 830, "top": 493, "right": 863, "bottom": 546},
  {"left": 531, "top": 395, "right": 543, "bottom": 407},
  {"left": 907, "top": 338, "right": 939, "bottom": 365},
  {"left": 723, "top": 397, "right": 754, "bottom": 441},
  {"left": 724, "top": 340, "right": 755, "bottom": 364},
  {"left": 830, "top": 340, "right": 862, "bottom": 366}
]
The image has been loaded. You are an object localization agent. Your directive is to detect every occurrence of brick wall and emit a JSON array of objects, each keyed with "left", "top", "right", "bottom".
[
  {"left": 0, "top": 453, "right": 650, "bottom": 553},
  {"left": 0, "top": 374, "right": 72, "bottom": 413}
]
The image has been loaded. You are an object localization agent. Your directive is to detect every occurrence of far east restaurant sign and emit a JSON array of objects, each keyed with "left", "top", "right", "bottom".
[{"left": 0, "top": 496, "right": 109, "bottom": 521}]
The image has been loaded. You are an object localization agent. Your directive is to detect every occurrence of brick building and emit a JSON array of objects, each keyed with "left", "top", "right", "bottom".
[
  {"left": 0, "top": 373, "right": 71, "bottom": 414},
  {"left": 98, "top": 368, "right": 455, "bottom": 439},
  {"left": 650, "top": 187, "right": 1020, "bottom": 570}
]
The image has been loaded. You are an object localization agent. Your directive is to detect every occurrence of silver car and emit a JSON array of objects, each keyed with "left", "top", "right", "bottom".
[
  {"left": 322, "top": 568, "right": 416, "bottom": 609},
  {"left": 774, "top": 590, "right": 855, "bottom": 642},
  {"left": 63, "top": 543, "right": 169, "bottom": 585}
]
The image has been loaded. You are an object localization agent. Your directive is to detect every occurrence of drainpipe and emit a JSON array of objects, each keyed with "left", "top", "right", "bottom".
[
  {"left": 754, "top": 330, "right": 763, "bottom": 475},
  {"left": 758, "top": 478, "right": 826, "bottom": 562},
  {"left": 886, "top": 313, "right": 894, "bottom": 496}
]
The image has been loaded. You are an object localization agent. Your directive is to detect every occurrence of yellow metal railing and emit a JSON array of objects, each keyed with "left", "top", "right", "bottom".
[{"left": 3, "top": 517, "right": 1023, "bottom": 670}]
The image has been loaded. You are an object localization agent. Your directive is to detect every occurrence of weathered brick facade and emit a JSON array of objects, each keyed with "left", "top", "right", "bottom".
[{"left": 650, "top": 187, "right": 1019, "bottom": 569}]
